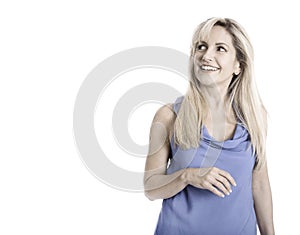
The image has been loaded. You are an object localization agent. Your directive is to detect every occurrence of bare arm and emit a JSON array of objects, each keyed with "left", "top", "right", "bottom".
[
  {"left": 144, "top": 104, "right": 236, "bottom": 201},
  {"left": 252, "top": 163, "right": 275, "bottom": 235},
  {"left": 143, "top": 104, "right": 188, "bottom": 201}
]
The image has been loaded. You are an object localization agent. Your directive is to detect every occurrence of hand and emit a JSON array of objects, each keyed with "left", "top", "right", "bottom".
[{"left": 184, "top": 167, "right": 237, "bottom": 198}]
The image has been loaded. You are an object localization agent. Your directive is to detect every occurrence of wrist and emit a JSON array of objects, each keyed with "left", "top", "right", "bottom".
[{"left": 180, "top": 168, "right": 190, "bottom": 184}]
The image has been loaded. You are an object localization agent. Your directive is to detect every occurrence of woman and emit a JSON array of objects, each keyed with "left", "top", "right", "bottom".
[{"left": 144, "top": 18, "right": 275, "bottom": 235}]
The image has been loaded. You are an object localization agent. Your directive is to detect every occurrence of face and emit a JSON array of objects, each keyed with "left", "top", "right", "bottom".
[{"left": 193, "top": 26, "right": 240, "bottom": 87}]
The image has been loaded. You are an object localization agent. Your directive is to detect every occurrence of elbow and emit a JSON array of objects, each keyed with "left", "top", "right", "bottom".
[
  {"left": 143, "top": 177, "right": 158, "bottom": 201},
  {"left": 144, "top": 189, "right": 156, "bottom": 201}
]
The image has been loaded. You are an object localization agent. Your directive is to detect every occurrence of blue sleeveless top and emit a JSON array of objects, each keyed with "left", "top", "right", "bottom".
[{"left": 154, "top": 96, "right": 257, "bottom": 235}]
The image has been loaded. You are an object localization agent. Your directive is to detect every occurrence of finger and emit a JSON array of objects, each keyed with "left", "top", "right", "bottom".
[
  {"left": 210, "top": 168, "right": 232, "bottom": 193},
  {"left": 218, "top": 169, "right": 237, "bottom": 187},
  {"left": 213, "top": 180, "right": 231, "bottom": 196},
  {"left": 204, "top": 182, "right": 225, "bottom": 198},
  {"left": 205, "top": 174, "right": 230, "bottom": 195},
  {"left": 215, "top": 175, "right": 232, "bottom": 194}
]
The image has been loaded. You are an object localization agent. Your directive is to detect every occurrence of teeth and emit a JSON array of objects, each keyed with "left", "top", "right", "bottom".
[{"left": 200, "top": 65, "right": 218, "bottom": 71}]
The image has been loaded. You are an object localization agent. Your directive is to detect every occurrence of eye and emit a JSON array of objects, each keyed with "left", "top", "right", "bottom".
[
  {"left": 197, "top": 44, "right": 207, "bottom": 51},
  {"left": 217, "top": 46, "right": 227, "bottom": 52}
]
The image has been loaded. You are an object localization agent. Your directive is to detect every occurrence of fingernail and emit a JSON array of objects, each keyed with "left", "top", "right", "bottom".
[
  {"left": 221, "top": 194, "right": 225, "bottom": 198},
  {"left": 229, "top": 189, "right": 232, "bottom": 193}
]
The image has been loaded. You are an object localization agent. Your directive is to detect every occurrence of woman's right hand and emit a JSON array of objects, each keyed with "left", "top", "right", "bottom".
[{"left": 183, "top": 167, "right": 237, "bottom": 198}]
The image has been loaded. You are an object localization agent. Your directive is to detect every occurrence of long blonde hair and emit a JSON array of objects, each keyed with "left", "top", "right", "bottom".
[{"left": 173, "top": 18, "right": 267, "bottom": 169}]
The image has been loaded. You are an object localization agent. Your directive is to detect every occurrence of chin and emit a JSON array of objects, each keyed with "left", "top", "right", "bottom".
[
  {"left": 197, "top": 79, "right": 216, "bottom": 87},
  {"left": 195, "top": 74, "right": 216, "bottom": 86}
]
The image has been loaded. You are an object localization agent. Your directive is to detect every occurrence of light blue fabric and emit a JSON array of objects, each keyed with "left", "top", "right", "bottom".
[{"left": 154, "top": 96, "right": 257, "bottom": 235}]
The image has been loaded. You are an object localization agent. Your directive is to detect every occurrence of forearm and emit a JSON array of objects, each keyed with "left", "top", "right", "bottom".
[
  {"left": 253, "top": 180, "right": 275, "bottom": 235},
  {"left": 144, "top": 168, "right": 188, "bottom": 200}
]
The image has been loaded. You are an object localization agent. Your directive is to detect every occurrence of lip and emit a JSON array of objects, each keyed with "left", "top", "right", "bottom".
[{"left": 199, "top": 64, "right": 220, "bottom": 72}]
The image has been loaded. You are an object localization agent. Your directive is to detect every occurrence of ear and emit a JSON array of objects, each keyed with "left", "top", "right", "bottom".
[{"left": 233, "top": 61, "right": 241, "bottom": 76}]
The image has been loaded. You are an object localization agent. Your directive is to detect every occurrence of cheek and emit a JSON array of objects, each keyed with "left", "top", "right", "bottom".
[
  {"left": 221, "top": 58, "right": 237, "bottom": 72},
  {"left": 193, "top": 54, "right": 201, "bottom": 62}
]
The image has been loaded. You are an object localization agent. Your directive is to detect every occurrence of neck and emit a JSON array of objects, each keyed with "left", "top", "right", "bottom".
[
  {"left": 201, "top": 85, "right": 230, "bottom": 109},
  {"left": 199, "top": 83, "right": 235, "bottom": 126}
]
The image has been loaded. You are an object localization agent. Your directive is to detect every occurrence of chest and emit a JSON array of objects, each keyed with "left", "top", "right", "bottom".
[{"left": 204, "top": 121, "right": 237, "bottom": 141}]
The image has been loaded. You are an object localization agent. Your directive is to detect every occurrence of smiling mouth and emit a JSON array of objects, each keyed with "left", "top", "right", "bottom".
[{"left": 200, "top": 65, "right": 220, "bottom": 71}]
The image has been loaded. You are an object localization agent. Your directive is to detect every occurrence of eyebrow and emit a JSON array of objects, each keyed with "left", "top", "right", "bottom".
[
  {"left": 215, "top": 42, "right": 229, "bottom": 47},
  {"left": 198, "top": 41, "right": 230, "bottom": 47}
]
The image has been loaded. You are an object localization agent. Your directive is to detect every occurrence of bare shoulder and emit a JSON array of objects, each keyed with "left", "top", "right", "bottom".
[
  {"left": 151, "top": 103, "right": 176, "bottom": 144},
  {"left": 152, "top": 103, "right": 176, "bottom": 127}
]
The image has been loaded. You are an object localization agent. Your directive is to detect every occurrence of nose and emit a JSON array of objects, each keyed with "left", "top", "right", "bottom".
[{"left": 202, "top": 49, "right": 214, "bottom": 62}]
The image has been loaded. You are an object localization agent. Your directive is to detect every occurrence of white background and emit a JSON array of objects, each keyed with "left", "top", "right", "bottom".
[{"left": 1, "top": 0, "right": 299, "bottom": 234}]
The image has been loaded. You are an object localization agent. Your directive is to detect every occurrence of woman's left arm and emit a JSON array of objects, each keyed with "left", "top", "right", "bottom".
[{"left": 252, "top": 163, "right": 275, "bottom": 235}]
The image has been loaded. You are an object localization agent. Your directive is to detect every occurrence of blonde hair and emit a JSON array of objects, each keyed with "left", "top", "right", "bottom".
[{"left": 173, "top": 17, "right": 267, "bottom": 169}]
